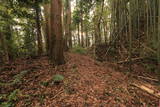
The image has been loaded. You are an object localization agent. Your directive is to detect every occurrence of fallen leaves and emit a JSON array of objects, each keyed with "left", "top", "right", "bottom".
[{"left": 0, "top": 53, "right": 159, "bottom": 106}]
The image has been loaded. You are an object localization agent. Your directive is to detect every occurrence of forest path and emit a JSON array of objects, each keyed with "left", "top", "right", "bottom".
[
  {"left": 0, "top": 53, "right": 159, "bottom": 106},
  {"left": 44, "top": 53, "right": 158, "bottom": 106},
  {"left": 59, "top": 53, "right": 130, "bottom": 106}
]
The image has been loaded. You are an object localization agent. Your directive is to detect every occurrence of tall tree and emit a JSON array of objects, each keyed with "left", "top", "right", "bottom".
[
  {"left": 50, "top": 0, "right": 65, "bottom": 65},
  {"left": 129, "top": 1, "right": 132, "bottom": 72},
  {"left": 80, "top": 1, "right": 84, "bottom": 47},
  {"left": 64, "top": 0, "right": 72, "bottom": 48},
  {"left": 35, "top": 2, "right": 43, "bottom": 56},
  {"left": 43, "top": 3, "right": 51, "bottom": 55},
  {"left": 158, "top": 0, "right": 160, "bottom": 80}
]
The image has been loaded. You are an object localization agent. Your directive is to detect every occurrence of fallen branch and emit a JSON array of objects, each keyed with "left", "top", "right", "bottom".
[
  {"left": 52, "top": 88, "right": 63, "bottom": 99},
  {"left": 117, "top": 57, "right": 146, "bottom": 64},
  {"left": 131, "top": 83, "right": 160, "bottom": 99},
  {"left": 137, "top": 76, "right": 159, "bottom": 82},
  {"left": 141, "top": 43, "right": 156, "bottom": 54}
]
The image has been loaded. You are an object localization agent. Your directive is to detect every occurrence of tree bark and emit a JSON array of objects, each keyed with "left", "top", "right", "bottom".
[
  {"left": 43, "top": 4, "right": 51, "bottom": 55},
  {"left": 95, "top": 0, "right": 104, "bottom": 45},
  {"left": 80, "top": 8, "right": 84, "bottom": 47},
  {"left": 65, "top": 0, "right": 72, "bottom": 48},
  {"left": 158, "top": 0, "right": 160, "bottom": 81},
  {"left": 35, "top": 4, "right": 43, "bottom": 56},
  {"left": 0, "top": 32, "right": 9, "bottom": 64},
  {"left": 129, "top": 1, "right": 132, "bottom": 72},
  {"left": 81, "top": 18, "right": 84, "bottom": 47},
  {"left": 50, "top": 0, "right": 65, "bottom": 65},
  {"left": 77, "top": 24, "right": 80, "bottom": 46}
]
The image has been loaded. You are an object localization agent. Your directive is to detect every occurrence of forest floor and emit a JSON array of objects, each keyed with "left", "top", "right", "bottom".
[{"left": 0, "top": 53, "right": 160, "bottom": 107}]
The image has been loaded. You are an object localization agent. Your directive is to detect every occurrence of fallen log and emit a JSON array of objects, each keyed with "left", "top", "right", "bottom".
[{"left": 131, "top": 83, "right": 160, "bottom": 99}]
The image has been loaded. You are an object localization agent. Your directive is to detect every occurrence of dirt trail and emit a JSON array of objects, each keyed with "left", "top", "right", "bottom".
[{"left": 0, "top": 53, "right": 159, "bottom": 107}]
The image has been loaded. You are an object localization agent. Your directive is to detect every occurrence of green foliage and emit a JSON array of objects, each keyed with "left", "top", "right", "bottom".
[
  {"left": 8, "top": 89, "right": 20, "bottom": 102},
  {"left": 40, "top": 81, "right": 49, "bottom": 87},
  {"left": 52, "top": 74, "right": 64, "bottom": 83},
  {"left": 0, "top": 102, "right": 13, "bottom": 107},
  {"left": 71, "top": 46, "right": 87, "bottom": 54},
  {"left": 0, "top": 89, "right": 21, "bottom": 107},
  {"left": 0, "top": 70, "right": 29, "bottom": 86}
]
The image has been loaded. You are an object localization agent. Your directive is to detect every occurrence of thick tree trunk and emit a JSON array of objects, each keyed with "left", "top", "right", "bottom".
[
  {"left": 95, "top": 0, "right": 104, "bottom": 45},
  {"left": 50, "top": 0, "right": 65, "bottom": 65},
  {"left": 0, "top": 32, "right": 9, "bottom": 63},
  {"left": 35, "top": 5, "right": 43, "bottom": 56},
  {"left": 44, "top": 4, "right": 51, "bottom": 55}
]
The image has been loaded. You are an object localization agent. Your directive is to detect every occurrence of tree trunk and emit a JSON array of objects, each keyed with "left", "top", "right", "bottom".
[
  {"left": 65, "top": 0, "right": 72, "bottom": 48},
  {"left": 35, "top": 4, "right": 43, "bottom": 56},
  {"left": 50, "top": 0, "right": 65, "bottom": 65},
  {"left": 85, "top": 29, "right": 89, "bottom": 47},
  {"left": 0, "top": 32, "right": 9, "bottom": 64},
  {"left": 129, "top": 1, "right": 132, "bottom": 72},
  {"left": 158, "top": 0, "right": 160, "bottom": 81},
  {"left": 81, "top": 18, "right": 84, "bottom": 47},
  {"left": 80, "top": 8, "right": 84, "bottom": 47},
  {"left": 95, "top": 0, "right": 104, "bottom": 45},
  {"left": 77, "top": 24, "right": 80, "bottom": 46},
  {"left": 43, "top": 4, "right": 51, "bottom": 55}
]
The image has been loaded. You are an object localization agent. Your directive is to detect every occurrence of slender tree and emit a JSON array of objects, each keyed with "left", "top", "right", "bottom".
[
  {"left": 35, "top": 3, "right": 43, "bottom": 56},
  {"left": 129, "top": 1, "right": 132, "bottom": 72},
  {"left": 65, "top": 0, "right": 72, "bottom": 48},
  {"left": 158, "top": 0, "right": 160, "bottom": 80}
]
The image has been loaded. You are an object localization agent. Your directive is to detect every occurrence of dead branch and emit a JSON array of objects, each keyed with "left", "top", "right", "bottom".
[
  {"left": 137, "top": 76, "right": 159, "bottom": 82},
  {"left": 141, "top": 43, "right": 156, "bottom": 53},
  {"left": 131, "top": 83, "right": 160, "bottom": 99},
  {"left": 52, "top": 88, "right": 63, "bottom": 99},
  {"left": 117, "top": 57, "right": 146, "bottom": 64}
]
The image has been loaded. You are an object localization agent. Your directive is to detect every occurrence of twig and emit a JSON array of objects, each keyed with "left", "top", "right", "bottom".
[{"left": 52, "top": 88, "right": 63, "bottom": 99}]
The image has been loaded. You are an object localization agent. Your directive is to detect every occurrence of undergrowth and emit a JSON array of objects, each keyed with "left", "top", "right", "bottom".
[
  {"left": 70, "top": 46, "right": 87, "bottom": 54},
  {"left": 0, "top": 89, "right": 21, "bottom": 107},
  {"left": 0, "top": 70, "right": 29, "bottom": 87}
]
